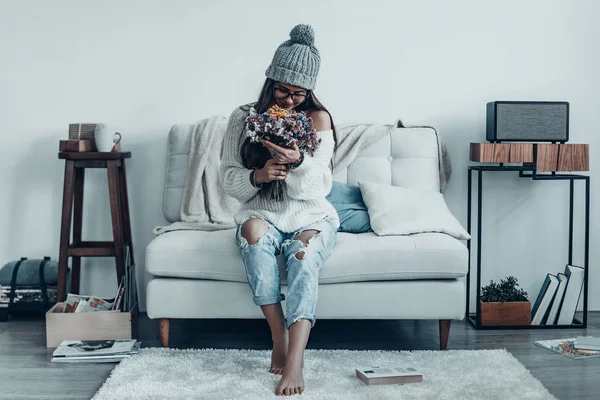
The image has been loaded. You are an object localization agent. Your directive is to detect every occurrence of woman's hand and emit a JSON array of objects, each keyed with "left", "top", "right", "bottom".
[
  {"left": 261, "top": 139, "right": 302, "bottom": 165},
  {"left": 254, "top": 158, "right": 288, "bottom": 184}
]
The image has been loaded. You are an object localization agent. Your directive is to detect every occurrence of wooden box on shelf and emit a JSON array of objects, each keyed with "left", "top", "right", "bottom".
[
  {"left": 470, "top": 143, "right": 535, "bottom": 163},
  {"left": 537, "top": 143, "right": 589, "bottom": 172},
  {"left": 59, "top": 139, "right": 95, "bottom": 152},
  {"left": 45, "top": 302, "right": 138, "bottom": 348},
  {"left": 480, "top": 301, "right": 531, "bottom": 326}
]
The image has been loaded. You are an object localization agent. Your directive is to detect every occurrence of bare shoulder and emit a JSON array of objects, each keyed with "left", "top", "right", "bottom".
[{"left": 307, "top": 110, "right": 332, "bottom": 131}]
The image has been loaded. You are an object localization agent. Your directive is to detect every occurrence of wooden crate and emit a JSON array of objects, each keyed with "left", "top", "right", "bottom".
[
  {"left": 45, "top": 302, "right": 138, "bottom": 347},
  {"left": 480, "top": 301, "right": 531, "bottom": 326}
]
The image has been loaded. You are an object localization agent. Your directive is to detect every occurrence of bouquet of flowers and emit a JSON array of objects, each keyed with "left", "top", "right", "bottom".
[{"left": 245, "top": 105, "right": 321, "bottom": 199}]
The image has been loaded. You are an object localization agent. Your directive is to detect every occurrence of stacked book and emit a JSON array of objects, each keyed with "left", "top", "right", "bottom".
[
  {"left": 0, "top": 285, "right": 9, "bottom": 320},
  {"left": 51, "top": 339, "right": 140, "bottom": 363},
  {"left": 531, "top": 264, "right": 585, "bottom": 325}
]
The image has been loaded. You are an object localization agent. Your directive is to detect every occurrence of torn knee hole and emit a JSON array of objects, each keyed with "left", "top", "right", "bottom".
[
  {"left": 244, "top": 235, "right": 262, "bottom": 246},
  {"left": 295, "top": 250, "right": 305, "bottom": 260},
  {"left": 292, "top": 230, "right": 320, "bottom": 247},
  {"left": 244, "top": 233, "right": 271, "bottom": 246},
  {"left": 241, "top": 219, "right": 269, "bottom": 245}
]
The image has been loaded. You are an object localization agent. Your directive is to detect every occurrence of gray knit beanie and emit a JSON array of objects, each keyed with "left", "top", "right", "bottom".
[{"left": 265, "top": 24, "right": 320, "bottom": 90}]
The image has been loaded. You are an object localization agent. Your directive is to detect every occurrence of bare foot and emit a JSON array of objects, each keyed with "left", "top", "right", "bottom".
[
  {"left": 275, "top": 353, "right": 304, "bottom": 396},
  {"left": 270, "top": 334, "right": 288, "bottom": 375}
]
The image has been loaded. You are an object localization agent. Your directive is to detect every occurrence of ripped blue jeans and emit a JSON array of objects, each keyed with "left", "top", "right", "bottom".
[{"left": 235, "top": 217, "right": 337, "bottom": 329}]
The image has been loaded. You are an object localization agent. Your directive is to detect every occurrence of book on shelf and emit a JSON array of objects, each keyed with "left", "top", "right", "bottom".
[
  {"left": 51, "top": 339, "right": 140, "bottom": 363},
  {"left": 531, "top": 273, "right": 559, "bottom": 325},
  {"left": 356, "top": 366, "right": 422, "bottom": 385},
  {"left": 530, "top": 264, "right": 585, "bottom": 326},
  {"left": 545, "top": 273, "right": 569, "bottom": 325},
  {"left": 556, "top": 265, "right": 585, "bottom": 325}
]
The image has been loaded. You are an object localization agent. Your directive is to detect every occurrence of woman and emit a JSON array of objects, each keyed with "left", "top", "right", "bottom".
[{"left": 221, "top": 24, "right": 339, "bottom": 396}]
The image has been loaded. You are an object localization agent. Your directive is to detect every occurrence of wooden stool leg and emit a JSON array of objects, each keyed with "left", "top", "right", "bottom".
[
  {"left": 107, "top": 160, "right": 125, "bottom": 284},
  {"left": 57, "top": 161, "right": 76, "bottom": 302},
  {"left": 71, "top": 167, "right": 85, "bottom": 295},
  {"left": 118, "top": 161, "right": 134, "bottom": 265}
]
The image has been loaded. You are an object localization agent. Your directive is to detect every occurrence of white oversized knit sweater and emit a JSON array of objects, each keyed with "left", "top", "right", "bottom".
[{"left": 221, "top": 106, "right": 339, "bottom": 233}]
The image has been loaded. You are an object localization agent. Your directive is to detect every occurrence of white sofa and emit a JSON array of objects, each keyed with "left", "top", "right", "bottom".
[{"left": 146, "top": 125, "right": 467, "bottom": 349}]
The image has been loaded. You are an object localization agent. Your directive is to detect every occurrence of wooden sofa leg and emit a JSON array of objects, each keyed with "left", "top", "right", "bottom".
[
  {"left": 439, "top": 320, "right": 451, "bottom": 350},
  {"left": 159, "top": 318, "right": 170, "bottom": 348}
]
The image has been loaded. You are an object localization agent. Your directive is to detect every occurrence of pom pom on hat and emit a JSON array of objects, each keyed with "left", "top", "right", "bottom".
[{"left": 289, "top": 24, "right": 315, "bottom": 46}]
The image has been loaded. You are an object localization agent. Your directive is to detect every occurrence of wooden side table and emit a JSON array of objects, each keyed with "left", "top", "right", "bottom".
[
  {"left": 57, "top": 151, "right": 134, "bottom": 302},
  {"left": 467, "top": 143, "right": 590, "bottom": 329}
]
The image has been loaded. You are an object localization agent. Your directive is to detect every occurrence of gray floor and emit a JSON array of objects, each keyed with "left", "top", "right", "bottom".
[{"left": 1, "top": 312, "right": 598, "bottom": 400}]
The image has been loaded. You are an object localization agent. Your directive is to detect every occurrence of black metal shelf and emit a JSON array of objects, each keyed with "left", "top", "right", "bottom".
[
  {"left": 467, "top": 314, "right": 584, "bottom": 330},
  {"left": 466, "top": 164, "right": 590, "bottom": 329}
]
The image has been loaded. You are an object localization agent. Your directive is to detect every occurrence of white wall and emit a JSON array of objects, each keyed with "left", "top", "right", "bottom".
[{"left": 1, "top": 0, "right": 598, "bottom": 313}]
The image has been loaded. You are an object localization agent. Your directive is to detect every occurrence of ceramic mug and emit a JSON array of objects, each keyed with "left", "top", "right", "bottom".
[{"left": 95, "top": 127, "right": 122, "bottom": 152}]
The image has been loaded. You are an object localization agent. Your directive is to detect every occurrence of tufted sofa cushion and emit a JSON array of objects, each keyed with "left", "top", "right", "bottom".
[{"left": 333, "top": 127, "right": 440, "bottom": 192}]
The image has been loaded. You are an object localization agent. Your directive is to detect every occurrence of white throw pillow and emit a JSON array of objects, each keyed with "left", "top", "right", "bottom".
[{"left": 358, "top": 182, "right": 470, "bottom": 240}]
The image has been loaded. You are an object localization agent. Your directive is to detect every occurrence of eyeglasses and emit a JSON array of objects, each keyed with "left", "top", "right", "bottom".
[{"left": 274, "top": 86, "right": 308, "bottom": 104}]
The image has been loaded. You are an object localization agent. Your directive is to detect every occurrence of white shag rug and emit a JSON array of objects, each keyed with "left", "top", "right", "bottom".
[{"left": 92, "top": 348, "right": 555, "bottom": 400}]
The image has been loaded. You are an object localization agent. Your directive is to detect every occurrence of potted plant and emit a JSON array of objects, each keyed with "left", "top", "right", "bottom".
[{"left": 480, "top": 276, "right": 531, "bottom": 326}]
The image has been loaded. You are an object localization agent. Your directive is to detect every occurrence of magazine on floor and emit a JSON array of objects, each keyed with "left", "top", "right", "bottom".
[
  {"left": 52, "top": 339, "right": 140, "bottom": 359},
  {"left": 534, "top": 338, "right": 600, "bottom": 359}
]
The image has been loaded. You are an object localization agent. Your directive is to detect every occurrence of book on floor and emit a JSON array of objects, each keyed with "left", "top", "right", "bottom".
[
  {"left": 531, "top": 273, "right": 559, "bottom": 325},
  {"left": 573, "top": 336, "right": 600, "bottom": 351},
  {"left": 556, "top": 265, "right": 585, "bottom": 325},
  {"left": 52, "top": 339, "right": 140, "bottom": 363},
  {"left": 355, "top": 366, "right": 422, "bottom": 385}
]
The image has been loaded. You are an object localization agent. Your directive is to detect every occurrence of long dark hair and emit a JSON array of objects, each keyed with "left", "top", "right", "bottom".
[{"left": 240, "top": 78, "right": 337, "bottom": 172}]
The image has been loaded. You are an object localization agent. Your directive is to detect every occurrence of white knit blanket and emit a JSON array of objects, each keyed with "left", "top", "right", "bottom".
[
  {"left": 153, "top": 116, "right": 239, "bottom": 235},
  {"left": 153, "top": 112, "right": 450, "bottom": 235}
]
